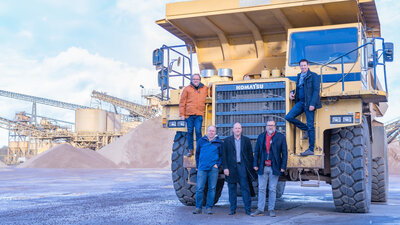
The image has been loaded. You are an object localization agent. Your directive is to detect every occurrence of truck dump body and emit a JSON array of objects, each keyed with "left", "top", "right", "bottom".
[{"left": 158, "top": 0, "right": 380, "bottom": 78}]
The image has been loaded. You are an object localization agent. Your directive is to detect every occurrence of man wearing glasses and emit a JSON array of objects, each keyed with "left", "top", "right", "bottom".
[
  {"left": 251, "top": 119, "right": 287, "bottom": 217},
  {"left": 179, "top": 73, "right": 209, "bottom": 157}
]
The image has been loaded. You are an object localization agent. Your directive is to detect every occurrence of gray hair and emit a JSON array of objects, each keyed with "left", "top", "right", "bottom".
[
  {"left": 191, "top": 73, "right": 201, "bottom": 80},
  {"left": 233, "top": 122, "right": 241, "bottom": 128},
  {"left": 207, "top": 125, "right": 216, "bottom": 131}
]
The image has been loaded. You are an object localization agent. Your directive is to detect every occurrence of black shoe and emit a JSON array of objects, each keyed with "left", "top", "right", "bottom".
[
  {"left": 228, "top": 210, "right": 236, "bottom": 215},
  {"left": 269, "top": 210, "right": 276, "bottom": 217},
  {"left": 192, "top": 208, "right": 201, "bottom": 214},
  {"left": 206, "top": 208, "right": 213, "bottom": 214},
  {"left": 300, "top": 149, "right": 314, "bottom": 156},
  {"left": 245, "top": 210, "right": 251, "bottom": 215}
]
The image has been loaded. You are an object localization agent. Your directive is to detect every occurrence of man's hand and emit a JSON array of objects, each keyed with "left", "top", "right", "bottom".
[
  {"left": 289, "top": 92, "right": 295, "bottom": 100},
  {"left": 224, "top": 169, "right": 229, "bottom": 176},
  {"left": 213, "top": 164, "right": 218, "bottom": 168},
  {"left": 253, "top": 166, "right": 258, "bottom": 171},
  {"left": 280, "top": 169, "right": 285, "bottom": 173},
  {"left": 180, "top": 116, "right": 185, "bottom": 120},
  {"left": 309, "top": 105, "right": 315, "bottom": 111}
]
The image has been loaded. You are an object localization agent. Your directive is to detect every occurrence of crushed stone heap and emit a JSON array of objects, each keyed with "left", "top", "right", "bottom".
[
  {"left": 18, "top": 144, "right": 117, "bottom": 169},
  {"left": 99, "top": 117, "right": 175, "bottom": 168},
  {"left": 389, "top": 140, "right": 400, "bottom": 174},
  {"left": 0, "top": 160, "right": 7, "bottom": 168}
]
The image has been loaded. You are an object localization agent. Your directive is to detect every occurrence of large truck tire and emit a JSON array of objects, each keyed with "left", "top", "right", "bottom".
[
  {"left": 171, "top": 132, "right": 224, "bottom": 206},
  {"left": 330, "top": 117, "right": 372, "bottom": 213},
  {"left": 371, "top": 156, "right": 388, "bottom": 202}
]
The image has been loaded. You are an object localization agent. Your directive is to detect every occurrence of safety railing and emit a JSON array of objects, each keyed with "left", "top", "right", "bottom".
[
  {"left": 319, "top": 37, "right": 390, "bottom": 93},
  {"left": 153, "top": 45, "right": 193, "bottom": 100}
]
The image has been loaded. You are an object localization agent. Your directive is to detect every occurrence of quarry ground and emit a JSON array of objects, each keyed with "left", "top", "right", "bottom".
[{"left": 0, "top": 168, "right": 399, "bottom": 225}]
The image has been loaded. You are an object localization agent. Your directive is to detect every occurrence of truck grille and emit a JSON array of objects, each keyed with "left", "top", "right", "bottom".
[{"left": 215, "top": 82, "right": 286, "bottom": 145}]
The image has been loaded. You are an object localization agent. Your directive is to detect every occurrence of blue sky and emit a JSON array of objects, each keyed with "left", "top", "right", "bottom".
[{"left": 0, "top": 0, "right": 398, "bottom": 146}]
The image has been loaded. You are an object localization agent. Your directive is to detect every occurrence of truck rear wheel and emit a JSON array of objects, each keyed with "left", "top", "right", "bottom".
[
  {"left": 171, "top": 132, "right": 224, "bottom": 206},
  {"left": 330, "top": 117, "right": 372, "bottom": 213},
  {"left": 371, "top": 156, "right": 388, "bottom": 202}
]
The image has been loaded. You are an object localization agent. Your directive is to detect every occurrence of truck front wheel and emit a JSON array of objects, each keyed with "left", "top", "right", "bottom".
[
  {"left": 171, "top": 132, "right": 224, "bottom": 206},
  {"left": 330, "top": 117, "right": 372, "bottom": 213}
]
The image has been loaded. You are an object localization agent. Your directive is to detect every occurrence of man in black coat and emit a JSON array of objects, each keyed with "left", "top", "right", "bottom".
[
  {"left": 222, "top": 122, "right": 256, "bottom": 215},
  {"left": 251, "top": 119, "right": 287, "bottom": 217},
  {"left": 285, "top": 59, "right": 321, "bottom": 156}
]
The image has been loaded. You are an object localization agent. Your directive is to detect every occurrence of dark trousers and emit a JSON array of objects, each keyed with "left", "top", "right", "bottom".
[
  {"left": 186, "top": 115, "right": 203, "bottom": 150},
  {"left": 285, "top": 101, "right": 315, "bottom": 151},
  {"left": 227, "top": 163, "right": 251, "bottom": 213}
]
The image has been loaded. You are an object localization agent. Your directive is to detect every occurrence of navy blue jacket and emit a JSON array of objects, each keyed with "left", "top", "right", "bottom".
[
  {"left": 293, "top": 70, "right": 322, "bottom": 109},
  {"left": 222, "top": 135, "right": 257, "bottom": 183},
  {"left": 253, "top": 131, "right": 288, "bottom": 176},
  {"left": 196, "top": 135, "right": 223, "bottom": 171}
]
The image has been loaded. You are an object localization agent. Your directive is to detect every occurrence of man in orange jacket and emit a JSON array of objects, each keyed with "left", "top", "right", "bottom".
[{"left": 180, "top": 73, "right": 209, "bottom": 157}]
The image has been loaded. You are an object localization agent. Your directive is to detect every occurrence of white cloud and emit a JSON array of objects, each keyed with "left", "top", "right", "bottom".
[
  {"left": 0, "top": 47, "right": 159, "bottom": 146},
  {"left": 17, "top": 30, "right": 33, "bottom": 39},
  {"left": 114, "top": 0, "right": 186, "bottom": 65}
]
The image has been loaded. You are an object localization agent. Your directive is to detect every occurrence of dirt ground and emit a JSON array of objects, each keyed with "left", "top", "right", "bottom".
[{"left": 0, "top": 168, "right": 399, "bottom": 225}]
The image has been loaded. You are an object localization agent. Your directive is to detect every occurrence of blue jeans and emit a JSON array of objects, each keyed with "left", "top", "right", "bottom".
[
  {"left": 285, "top": 101, "right": 315, "bottom": 151},
  {"left": 257, "top": 166, "right": 279, "bottom": 211},
  {"left": 227, "top": 163, "right": 252, "bottom": 213},
  {"left": 195, "top": 167, "right": 219, "bottom": 209},
  {"left": 186, "top": 115, "right": 203, "bottom": 150}
]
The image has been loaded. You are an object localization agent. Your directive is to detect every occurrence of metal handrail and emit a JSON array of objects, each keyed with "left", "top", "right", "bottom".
[
  {"left": 319, "top": 37, "right": 388, "bottom": 93},
  {"left": 158, "top": 44, "right": 193, "bottom": 101}
]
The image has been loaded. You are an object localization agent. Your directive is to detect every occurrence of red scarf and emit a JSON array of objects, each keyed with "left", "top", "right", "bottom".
[{"left": 265, "top": 131, "right": 275, "bottom": 166}]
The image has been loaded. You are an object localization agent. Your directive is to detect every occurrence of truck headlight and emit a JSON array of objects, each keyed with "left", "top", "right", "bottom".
[
  {"left": 177, "top": 120, "right": 186, "bottom": 127},
  {"left": 168, "top": 121, "right": 177, "bottom": 127},
  {"left": 331, "top": 116, "right": 342, "bottom": 124},
  {"left": 342, "top": 115, "right": 353, "bottom": 123}
]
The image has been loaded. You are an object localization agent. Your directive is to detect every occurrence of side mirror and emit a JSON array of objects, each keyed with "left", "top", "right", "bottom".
[
  {"left": 158, "top": 69, "right": 169, "bottom": 90},
  {"left": 153, "top": 49, "right": 164, "bottom": 66},
  {"left": 384, "top": 42, "right": 394, "bottom": 62}
]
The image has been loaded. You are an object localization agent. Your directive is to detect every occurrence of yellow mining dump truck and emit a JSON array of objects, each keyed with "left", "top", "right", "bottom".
[{"left": 153, "top": 0, "right": 393, "bottom": 213}]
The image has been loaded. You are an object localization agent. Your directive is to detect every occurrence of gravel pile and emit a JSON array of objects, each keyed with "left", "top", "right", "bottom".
[
  {"left": 18, "top": 144, "right": 117, "bottom": 169},
  {"left": 98, "top": 117, "right": 175, "bottom": 168}
]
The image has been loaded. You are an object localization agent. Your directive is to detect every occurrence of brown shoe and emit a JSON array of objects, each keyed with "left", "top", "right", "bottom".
[
  {"left": 192, "top": 208, "right": 202, "bottom": 214},
  {"left": 186, "top": 149, "right": 194, "bottom": 157}
]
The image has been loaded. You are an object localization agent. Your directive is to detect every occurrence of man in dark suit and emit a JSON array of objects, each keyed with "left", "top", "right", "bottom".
[
  {"left": 222, "top": 122, "right": 256, "bottom": 215},
  {"left": 285, "top": 59, "right": 321, "bottom": 156},
  {"left": 251, "top": 119, "right": 287, "bottom": 217}
]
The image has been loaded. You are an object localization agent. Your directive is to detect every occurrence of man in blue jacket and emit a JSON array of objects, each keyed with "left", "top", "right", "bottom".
[
  {"left": 285, "top": 59, "right": 321, "bottom": 156},
  {"left": 193, "top": 125, "right": 223, "bottom": 215},
  {"left": 251, "top": 120, "right": 287, "bottom": 217}
]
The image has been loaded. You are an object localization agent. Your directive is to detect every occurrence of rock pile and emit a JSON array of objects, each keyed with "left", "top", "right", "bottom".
[
  {"left": 18, "top": 144, "right": 117, "bottom": 169},
  {"left": 98, "top": 117, "right": 175, "bottom": 168}
]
